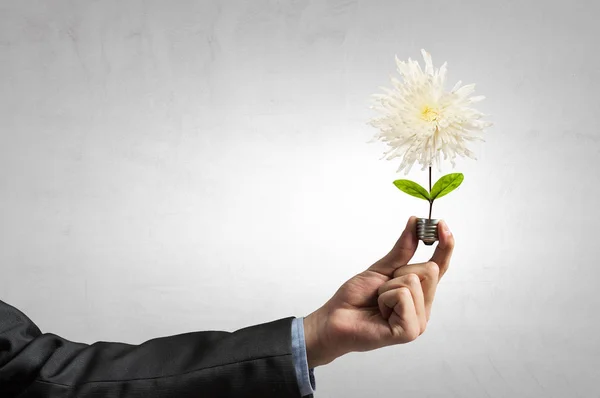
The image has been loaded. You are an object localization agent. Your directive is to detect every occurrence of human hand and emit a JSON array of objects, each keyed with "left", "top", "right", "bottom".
[{"left": 303, "top": 216, "right": 454, "bottom": 368}]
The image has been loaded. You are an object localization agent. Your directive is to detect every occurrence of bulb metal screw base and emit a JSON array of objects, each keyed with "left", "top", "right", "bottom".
[{"left": 417, "top": 218, "right": 439, "bottom": 246}]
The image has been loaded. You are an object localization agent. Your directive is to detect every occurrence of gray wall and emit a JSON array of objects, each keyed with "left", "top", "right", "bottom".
[{"left": 1, "top": 1, "right": 599, "bottom": 397}]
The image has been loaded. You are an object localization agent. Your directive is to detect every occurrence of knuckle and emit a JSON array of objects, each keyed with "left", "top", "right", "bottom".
[
  {"left": 397, "top": 287, "right": 411, "bottom": 299},
  {"left": 405, "top": 273, "right": 420, "bottom": 286},
  {"left": 425, "top": 261, "right": 440, "bottom": 278}
]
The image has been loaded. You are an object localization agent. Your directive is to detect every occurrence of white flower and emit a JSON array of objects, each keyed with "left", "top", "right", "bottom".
[{"left": 369, "top": 49, "right": 492, "bottom": 174}]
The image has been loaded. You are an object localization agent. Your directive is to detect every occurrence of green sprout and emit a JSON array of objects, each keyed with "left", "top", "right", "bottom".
[{"left": 393, "top": 167, "right": 464, "bottom": 220}]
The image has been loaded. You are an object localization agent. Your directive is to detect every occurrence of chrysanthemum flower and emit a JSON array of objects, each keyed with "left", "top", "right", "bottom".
[{"left": 369, "top": 49, "right": 492, "bottom": 174}]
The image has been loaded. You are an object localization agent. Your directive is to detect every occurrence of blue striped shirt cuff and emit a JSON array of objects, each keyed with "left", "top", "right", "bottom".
[{"left": 291, "top": 317, "right": 316, "bottom": 396}]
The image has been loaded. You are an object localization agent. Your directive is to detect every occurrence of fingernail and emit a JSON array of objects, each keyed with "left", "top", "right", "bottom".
[{"left": 441, "top": 221, "right": 451, "bottom": 236}]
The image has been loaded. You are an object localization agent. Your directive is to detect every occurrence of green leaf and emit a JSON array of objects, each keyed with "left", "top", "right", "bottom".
[
  {"left": 393, "top": 179, "right": 430, "bottom": 201},
  {"left": 430, "top": 173, "right": 464, "bottom": 200}
]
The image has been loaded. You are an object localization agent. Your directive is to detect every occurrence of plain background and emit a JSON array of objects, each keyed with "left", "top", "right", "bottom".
[{"left": 1, "top": 1, "right": 599, "bottom": 397}]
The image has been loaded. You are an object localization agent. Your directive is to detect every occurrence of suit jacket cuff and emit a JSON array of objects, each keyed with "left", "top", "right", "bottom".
[{"left": 291, "top": 317, "right": 316, "bottom": 397}]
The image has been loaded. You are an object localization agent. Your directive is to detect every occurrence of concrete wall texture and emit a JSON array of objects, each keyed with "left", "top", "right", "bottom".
[{"left": 1, "top": 1, "right": 599, "bottom": 397}]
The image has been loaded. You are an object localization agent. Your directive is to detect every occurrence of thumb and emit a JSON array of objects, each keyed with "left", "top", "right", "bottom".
[{"left": 368, "top": 216, "right": 418, "bottom": 277}]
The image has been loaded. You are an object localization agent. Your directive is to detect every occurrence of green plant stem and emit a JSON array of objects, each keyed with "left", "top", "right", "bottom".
[
  {"left": 428, "top": 166, "right": 433, "bottom": 220},
  {"left": 429, "top": 166, "right": 432, "bottom": 192}
]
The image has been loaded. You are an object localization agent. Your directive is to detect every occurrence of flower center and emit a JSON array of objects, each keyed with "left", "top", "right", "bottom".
[{"left": 420, "top": 106, "right": 440, "bottom": 122}]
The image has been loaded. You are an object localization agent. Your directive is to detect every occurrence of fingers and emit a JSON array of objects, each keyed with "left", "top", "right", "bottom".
[
  {"left": 377, "top": 273, "right": 427, "bottom": 339},
  {"left": 388, "top": 216, "right": 419, "bottom": 264},
  {"left": 368, "top": 216, "right": 418, "bottom": 277},
  {"left": 377, "top": 287, "right": 421, "bottom": 342},
  {"left": 429, "top": 220, "right": 455, "bottom": 280},
  {"left": 387, "top": 262, "right": 440, "bottom": 321}
]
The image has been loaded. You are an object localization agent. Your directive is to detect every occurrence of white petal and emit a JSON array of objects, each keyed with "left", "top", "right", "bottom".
[
  {"left": 454, "top": 83, "right": 476, "bottom": 98},
  {"left": 469, "top": 95, "right": 486, "bottom": 103},
  {"left": 437, "top": 62, "right": 448, "bottom": 86},
  {"left": 421, "top": 49, "right": 434, "bottom": 75},
  {"left": 451, "top": 80, "right": 463, "bottom": 92}
]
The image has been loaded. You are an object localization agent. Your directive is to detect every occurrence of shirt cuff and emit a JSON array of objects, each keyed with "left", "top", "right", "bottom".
[{"left": 291, "top": 317, "right": 316, "bottom": 397}]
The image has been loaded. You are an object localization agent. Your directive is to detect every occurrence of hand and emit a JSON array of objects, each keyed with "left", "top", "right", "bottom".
[{"left": 303, "top": 216, "right": 455, "bottom": 368}]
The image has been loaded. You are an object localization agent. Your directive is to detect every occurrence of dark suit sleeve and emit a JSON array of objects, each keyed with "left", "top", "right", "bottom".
[{"left": 0, "top": 300, "right": 304, "bottom": 398}]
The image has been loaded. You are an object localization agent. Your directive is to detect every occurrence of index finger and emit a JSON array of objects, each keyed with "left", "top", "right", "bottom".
[{"left": 368, "top": 216, "right": 419, "bottom": 277}]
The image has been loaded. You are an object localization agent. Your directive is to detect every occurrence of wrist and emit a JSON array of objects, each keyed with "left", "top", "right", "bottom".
[{"left": 303, "top": 307, "right": 341, "bottom": 368}]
